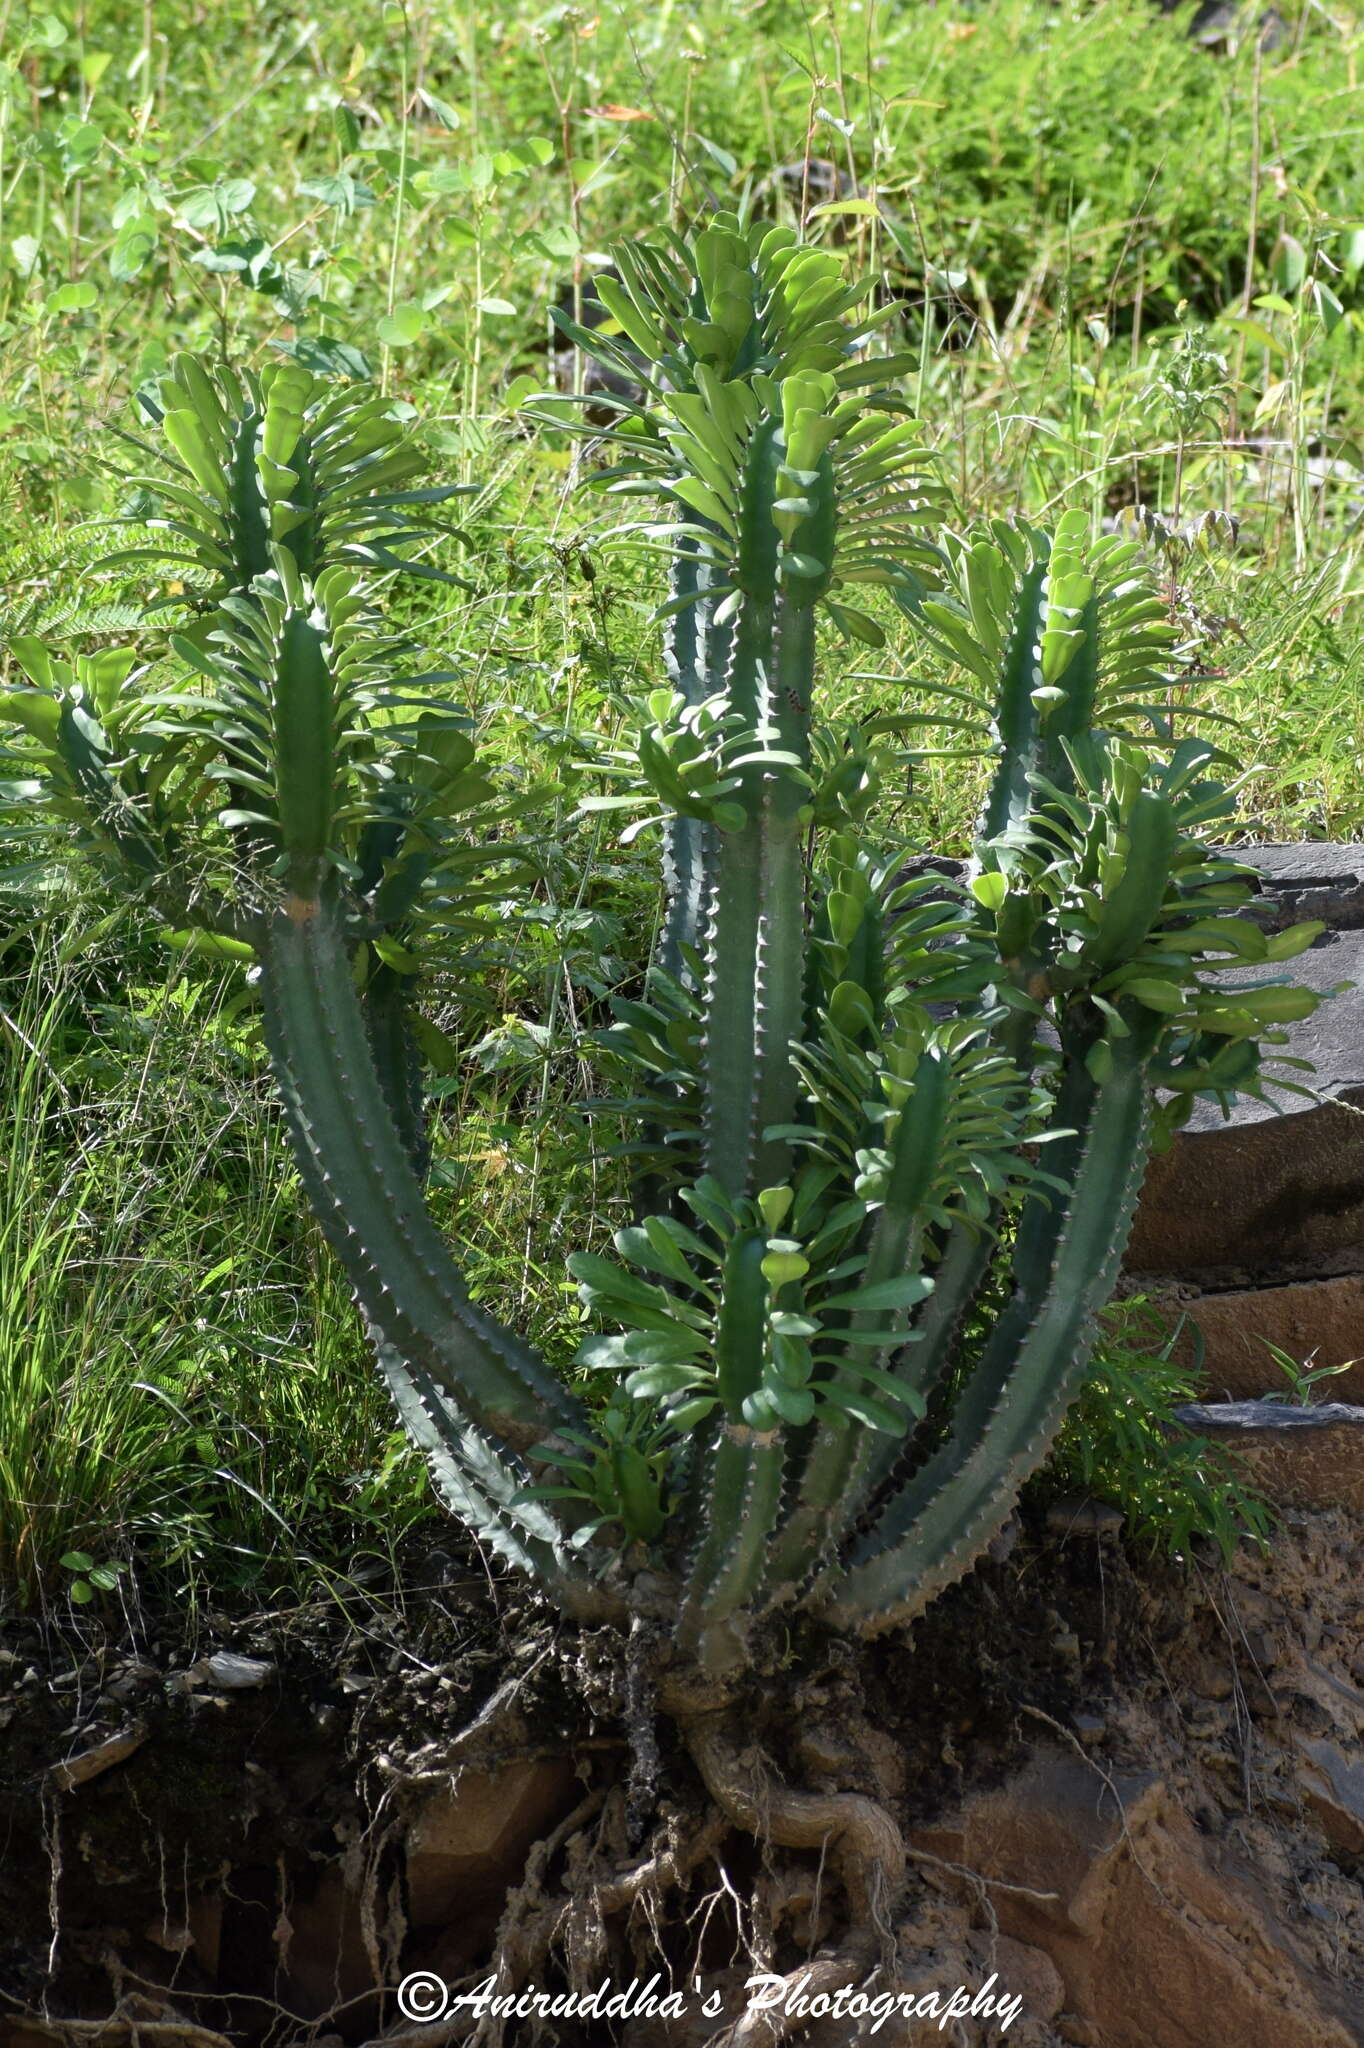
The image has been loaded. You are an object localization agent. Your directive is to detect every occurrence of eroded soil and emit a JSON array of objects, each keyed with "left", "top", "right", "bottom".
[{"left": 1, "top": 1504, "right": 1361, "bottom": 2046}]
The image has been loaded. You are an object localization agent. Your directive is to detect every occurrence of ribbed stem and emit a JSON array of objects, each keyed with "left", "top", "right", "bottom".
[
  {"left": 361, "top": 958, "right": 430, "bottom": 1183},
  {"left": 814, "top": 1017, "right": 1157, "bottom": 1635},
  {"left": 676, "top": 1426, "right": 787, "bottom": 1671},
  {"left": 258, "top": 892, "right": 583, "bottom": 1454},
  {"left": 976, "top": 558, "right": 1050, "bottom": 852},
  {"left": 659, "top": 534, "right": 729, "bottom": 986},
  {"left": 698, "top": 426, "right": 816, "bottom": 1199},
  {"left": 760, "top": 1047, "right": 953, "bottom": 1596}
]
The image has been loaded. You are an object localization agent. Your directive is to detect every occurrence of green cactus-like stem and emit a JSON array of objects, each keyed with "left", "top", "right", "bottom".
[
  {"left": 675, "top": 1425, "right": 787, "bottom": 1669},
  {"left": 372, "top": 1337, "right": 613, "bottom": 1610},
  {"left": 258, "top": 891, "right": 584, "bottom": 1455},
  {"left": 659, "top": 536, "right": 729, "bottom": 985},
  {"left": 257, "top": 971, "right": 583, "bottom": 1594},
  {"left": 759, "top": 1046, "right": 953, "bottom": 1598},
  {"left": 701, "top": 784, "right": 807, "bottom": 1199},
  {"left": 699, "top": 430, "right": 819, "bottom": 1200},
  {"left": 272, "top": 606, "right": 337, "bottom": 899},
  {"left": 222, "top": 399, "right": 275, "bottom": 588},
  {"left": 975, "top": 558, "right": 1050, "bottom": 855},
  {"left": 713, "top": 1228, "right": 771, "bottom": 1419},
  {"left": 854, "top": 1223, "right": 997, "bottom": 1501},
  {"left": 814, "top": 1016, "right": 1157, "bottom": 1636},
  {"left": 976, "top": 522, "right": 1100, "bottom": 861},
  {"left": 361, "top": 957, "right": 431, "bottom": 1183},
  {"left": 674, "top": 1228, "right": 787, "bottom": 1662},
  {"left": 261, "top": 980, "right": 563, "bottom": 1576}
]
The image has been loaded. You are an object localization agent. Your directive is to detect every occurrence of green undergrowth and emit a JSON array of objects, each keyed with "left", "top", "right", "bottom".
[
  {"left": 0, "top": 916, "right": 434, "bottom": 1613},
  {"left": 1045, "top": 1296, "right": 1277, "bottom": 1564}
]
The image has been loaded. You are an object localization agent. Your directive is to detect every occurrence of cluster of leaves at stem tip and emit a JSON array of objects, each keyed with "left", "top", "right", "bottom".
[{"left": 0, "top": 210, "right": 1332, "bottom": 1672}]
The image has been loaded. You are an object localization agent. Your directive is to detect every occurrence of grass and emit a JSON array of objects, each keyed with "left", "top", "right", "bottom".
[
  {"left": 0, "top": 916, "right": 433, "bottom": 1611},
  {"left": 0, "top": 0, "right": 1361, "bottom": 1611}
]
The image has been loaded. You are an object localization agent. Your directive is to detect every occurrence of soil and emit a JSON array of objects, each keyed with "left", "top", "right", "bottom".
[{"left": 1, "top": 1503, "right": 1362, "bottom": 2046}]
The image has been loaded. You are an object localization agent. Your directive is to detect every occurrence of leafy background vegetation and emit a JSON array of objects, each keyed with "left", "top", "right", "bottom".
[{"left": 1, "top": 0, "right": 1359, "bottom": 1613}]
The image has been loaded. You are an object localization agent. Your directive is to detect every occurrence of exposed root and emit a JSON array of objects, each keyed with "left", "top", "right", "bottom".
[
  {"left": 4, "top": 1995, "right": 236, "bottom": 2048},
  {"left": 710, "top": 1954, "right": 877, "bottom": 2048},
  {"left": 450, "top": 1786, "right": 733, "bottom": 2046},
  {"left": 906, "top": 1845, "right": 1060, "bottom": 1906},
  {"left": 678, "top": 1710, "right": 906, "bottom": 1935},
  {"left": 624, "top": 1615, "right": 665, "bottom": 1845}
]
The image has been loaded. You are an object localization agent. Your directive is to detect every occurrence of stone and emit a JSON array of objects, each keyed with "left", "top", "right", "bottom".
[
  {"left": 1146, "top": 1273, "right": 1364, "bottom": 1405},
  {"left": 1238, "top": 844, "right": 1364, "bottom": 934},
  {"left": 1157, "top": 906, "right": 1364, "bottom": 1131},
  {"left": 1070, "top": 1712, "right": 1108, "bottom": 1746},
  {"left": 1189, "top": 1657, "right": 1234, "bottom": 1702},
  {"left": 1126, "top": 1089, "right": 1364, "bottom": 1287},
  {"left": 403, "top": 1756, "right": 580, "bottom": 1934},
  {"left": 1293, "top": 1735, "right": 1364, "bottom": 1863},
  {"left": 1185, "top": 1, "right": 1287, "bottom": 50},
  {"left": 1127, "top": 844, "right": 1364, "bottom": 1286},
  {"left": 970, "top": 1934, "right": 1065, "bottom": 2022},
  {"left": 1300, "top": 1658, "right": 1364, "bottom": 1733},
  {"left": 907, "top": 1751, "right": 1359, "bottom": 2048},
  {"left": 48, "top": 1723, "right": 148, "bottom": 1791},
  {"left": 1170, "top": 1401, "right": 1364, "bottom": 1515},
  {"left": 1045, "top": 1496, "right": 1126, "bottom": 1537},
  {"left": 201, "top": 1651, "right": 274, "bottom": 1689},
  {"left": 902, "top": 845, "right": 1364, "bottom": 1285}
]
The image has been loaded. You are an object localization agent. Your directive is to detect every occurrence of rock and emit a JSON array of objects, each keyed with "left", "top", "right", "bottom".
[
  {"left": 907, "top": 1751, "right": 1359, "bottom": 2048},
  {"left": 1186, "top": 1, "right": 1287, "bottom": 50},
  {"left": 104, "top": 1659, "right": 160, "bottom": 1703},
  {"left": 1189, "top": 1657, "right": 1234, "bottom": 1702},
  {"left": 970, "top": 1933, "right": 1065, "bottom": 2022},
  {"left": 1146, "top": 1273, "right": 1364, "bottom": 1405},
  {"left": 1294, "top": 1735, "right": 1364, "bottom": 1863},
  {"left": 899, "top": 844, "right": 1364, "bottom": 1286},
  {"left": 1300, "top": 1657, "right": 1364, "bottom": 1733},
  {"left": 403, "top": 1756, "right": 580, "bottom": 1938},
  {"left": 1070, "top": 1712, "right": 1108, "bottom": 1746},
  {"left": 1240, "top": 844, "right": 1364, "bottom": 934},
  {"left": 1127, "top": 844, "right": 1364, "bottom": 1285},
  {"left": 202, "top": 1651, "right": 274, "bottom": 1689},
  {"left": 48, "top": 1723, "right": 148, "bottom": 1791},
  {"left": 1045, "top": 1496, "right": 1126, "bottom": 1537},
  {"left": 1168, "top": 910, "right": 1363, "bottom": 1130},
  {"left": 1127, "top": 1089, "right": 1364, "bottom": 1285},
  {"left": 1170, "top": 1401, "right": 1364, "bottom": 1515}
]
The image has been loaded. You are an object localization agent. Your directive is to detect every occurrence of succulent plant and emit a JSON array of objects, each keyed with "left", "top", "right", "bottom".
[{"left": 1, "top": 218, "right": 1324, "bottom": 1689}]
